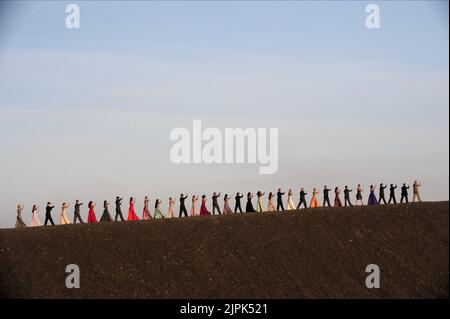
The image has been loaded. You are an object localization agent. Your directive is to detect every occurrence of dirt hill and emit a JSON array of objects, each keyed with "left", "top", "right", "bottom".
[{"left": 0, "top": 201, "right": 448, "bottom": 298}]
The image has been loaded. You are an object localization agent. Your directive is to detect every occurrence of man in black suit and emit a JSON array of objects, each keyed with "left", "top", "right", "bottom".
[
  {"left": 323, "top": 186, "right": 332, "bottom": 207},
  {"left": 276, "top": 188, "right": 285, "bottom": 211},
  {"left": 44, "top": 202, "right": 55, "bottom": 225},
  {"left": 212, "top": 192, "right": 221, "bottom": 215},
  {"left": 297, "top": 188, "right": 308, "bottom": 209},
  {"left": 400, "top": 183, "right": 410, "bottom": 203},
  {"left": 388, "top": 184, "right": 397, "bottom": 204},
  {"left": 234, "top": 193, "right": 243, "bottom": 213},
  {"left": 379, "top": 183, "right": 387, "bottom": 204},
  {"left": 343, "top": 186, "right": 353, "bottom": 207},
  {"left": 179, "top": 194, "right": 188, "bottom": 217},
  {"left": 73, "top": 199, "right": 85, "bottom": 223},
  {"left": 115, "top": 196, "right": 125, "bottom": 221}
]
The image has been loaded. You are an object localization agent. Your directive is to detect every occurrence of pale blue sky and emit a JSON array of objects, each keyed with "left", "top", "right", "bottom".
[{"left": 0, "top": 1, "right": 448, "bottom": 227}]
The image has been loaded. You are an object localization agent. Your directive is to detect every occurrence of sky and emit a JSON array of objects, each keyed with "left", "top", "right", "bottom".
[{"left": 0, "top": 1, "right": 448, "bottom": 228}]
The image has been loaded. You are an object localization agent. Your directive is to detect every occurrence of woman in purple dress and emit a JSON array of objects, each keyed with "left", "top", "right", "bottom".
[{"left": 367, "top": 185, "right": 378, "bottom": 206}]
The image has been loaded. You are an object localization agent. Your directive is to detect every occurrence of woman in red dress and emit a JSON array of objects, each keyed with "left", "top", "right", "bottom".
[
  {"left": 87, "top": 201, "right": 98, "bottom": 223},
  {"left": 128, "top": 197, "right": 140, "bottom": 221},
  {"left": 199, "top": 195, "right": 211, "bottom": 216}
]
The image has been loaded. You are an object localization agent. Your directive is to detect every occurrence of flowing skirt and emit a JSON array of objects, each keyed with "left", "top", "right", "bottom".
[
  {"left": 368, "top": 192, "right": 378, "bottom": 206},
  {"left": 30, "top": 212, "right": 41, "bottom": 226},
  {"left": 88, "top": 209, "right": 98, "bottom": 223},
  {"left": 334, "top": 196, "right": 342, "bottom": 207},
  {"left": 256, "top": 198, "right": 265, "bottom": 212},
  {"left": 310, "top": 196, "right": 321, "bottom": 208},
  {"left": 167, "top": 206, "right": 174, "bottom": 218},
  {"left": 223, "top": 201, "right": 233, "bottom": 214},
  {"left": 100, "top": 209, "right": 112, "bottom": 222},
  {"left": 191, "top": 203, "right": 198, "bottom": 216},
  {"left": 267, "top": 199, "right": 276, "bottom": 212},
  {"left": 287, "top": 196, "right": 296, "bottom": 210},
  {"left": 246, "top": 201, "right": 256, "bottom": 212},
  {"left": 128, "top": 206, "right": 140, "bottom": 221},
  {"left": 200, "top": 204, "right": 210, "bottom": 216},
  {"left": 15, "top": 215, "right": 27, "bottom": 228},
  {"left": 143, "top": 207, "right": 152, "bottom": 220},
  {"left": 154, "top": 208, "right": 165, "bottom": 218},
  {"left": 61, "top": 210, "right": 72, "bottom": 224}
]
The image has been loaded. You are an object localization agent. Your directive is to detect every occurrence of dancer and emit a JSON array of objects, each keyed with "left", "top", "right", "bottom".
[
  {"left": 378, "top": 183, "right": 387, "bottom": 204},
  {"left": 154, "top": 199, "right": 165, "bottom": 218},
  {"left": 388, "top": 184, "right": 397, "bottom": 204},
  {"left": 167, "top": 197, "right": 176, "bottom": 218},
  {"left": 343, "top": 186, "right": 353, "bottom": 207},
  {"left": 287, "top": 189, "right": 296, "bottom": 210},
  {"left": 234, "top": 193, "right": 244, "bottom": 213},
  {"left": 267, "top": 192, "right": 276, "bottom": 212},
  {"left": 87, "top": 201, "right": 98, "bottom": 223},
  {"left": 100, "top": 200, "right": 112, "bottom": 222},
  {"left": 191, "top": 195, "right": 199, "bottom": 216},
  {"left": 356, "top": 185, "right": 364, "bottom": 206},
  {"left": 115, "top": 196, "right": 125, "bottom": 221},
  {"left": 256, "top": 191, "right": 266, "bottom": 212},
  {"left": 60, "top": 202, "right": 72, "bottom": 224},
  {"left": 334, "top": 187, "right": 343, "bottom": 207},
  {"left": 15, "top": 204, "right": 27, "bottom": 228},
  {"left": 212, "top": 192, "right": 222, "bottom": 215},
  {"left": 223, "top": 194, "right": 233, "bottom": 214},
  {"left": 413, "top": 180, "right": 422, "bottom": 202},
  {"left": 30, "top": 204, "right": 41, "bottom": 226},
  {"left": 179, "top": 194, "right": 188, "bottom": 217},
  {"left": 199, "top": 195, "right": 210, "bottom": 216},
  {"left": 367, "top": 185, "right": 378, "bottom": 206},
  {"left": 276, "top": 188, "right": 285, "bottom": 211},
  {"left": 127, "top": 197, "right": 140, "bottom": 221},
  {"left": 142, "top": 196, "right": 152, "bottom": 220},
  {"left": 73, "top": 200, "right": 85, "bottom": 224},
  {"left": 323, "top": 186, "right": 332, "bottom": 207},
  {"left": 44, "top": 202, "right": 55, "bottom": 225},
  {"left": 400, "top": 183, "right": 410, "bottom": 203},
  {"left": 297, "top": 188, "right": 308, "bottom": 209},
  {"left": 310, "top": 188, "right": 320, "bottom": 208},
  {"left": 246, "top": 192, "right": 256, "bottom": 212}
]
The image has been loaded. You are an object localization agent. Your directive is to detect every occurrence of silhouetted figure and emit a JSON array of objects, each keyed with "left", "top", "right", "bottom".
[
  {"left": 379, "top": 183, "right": 387, "bottom": 205},
  {"left": 401, "top": 183, "right": 410, "bottom": 203},
  {"left": 179, "top": 194, "right": 188, "bottom": 217},
  {"left": 246, "top": 192, "right": 256, "bottom": 212},
  {"left": 212, "top": 192, "right": 221, "bottom": 215},
  {"left": 276, "top": 188, "right": 285, "bottom": 211},
  {"left": 323, "top": 186, "right": 332, "bottom": 207},
  {"left": 73, "top": 200, "right": 85, "bottom": 223},
  {"left": 234, "top": 193, "right": 243, "bottom": 213},
  {"left": 44, "top": 202, "right": 55, "bottom": 225},
  {"left": 115, "top": 196, "right": 125, "bottom": 221},
  {"left": 388, "top": 184, "right": 397, "bottom": 204},
  {"left": 297, "top": 188, "right": 308, "bottom": 209},
  {"left": 343, "top": 186, "right": 353, "bottom": 207},
  {"left": 100, "top": 200, "right": 112, "bottom": 222},
  {"left": 413, "top": 180, "right": 422, "bottom": 202},
  {"left": 356, "top": 184, "right": 364, "bottom": 206}
]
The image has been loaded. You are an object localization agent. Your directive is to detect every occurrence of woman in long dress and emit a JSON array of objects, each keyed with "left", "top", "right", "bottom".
[
  {"left": 142, "top": 196, "right": 152, "bottom": 220},
  {"left": 15, "top": 205, "right": 27, "bottom": 228},
  {"left": 310, "top": 188, "right": 321, "bottom": 208},
  {"left": 334, "top": 187, "right": 343, "bottom": 207},
  {"left": 267, "top": 192, "right": 276, "bottom": 212},
  {"left": 167, "top": 197, "right": 175, "bottom": 218},
  {"left": 60, "top": 202, "right": 72, "bottom": 224},
  {"left": 100, "top": 200, "right": 112, "bottom": 222},
  {"left": 154, "top": 199, "right": 165, "bottom": 218},
  {"left": 87, "top": 201, "right": 98, "bottom": 223},
  {"left": 367, "top": 185, "right": 378, "bottom": 206},
  {"left": 127, "top": 197, "right": 140, "bottom": 221},
  {"left": 287, "top": 189, "right": 296, "bottom": 210},
  {"left": 246, "top": 192, "right": 256, "bottom": 212},
  {"left": 199, "top": 195, "right": 211, "bottom": 216},
  {"left": 356, "top": 184, "right": 364, "bottom": 206},
  {"left": 191, "top": 195, "right": 199, "bottom": 216},
  {"left": 256, "top": 191, "right": 266, "bottom": 212},
  {"left": 223, "top": 194, "right": 233, "bottom": 214},
  {"left": 30, "top": 204, "right": 41, "bottom": 226}
]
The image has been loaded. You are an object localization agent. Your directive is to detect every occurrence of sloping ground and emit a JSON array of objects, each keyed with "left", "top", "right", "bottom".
[{"left": 0, "top": 201, "right": 448, "bottom": 299}]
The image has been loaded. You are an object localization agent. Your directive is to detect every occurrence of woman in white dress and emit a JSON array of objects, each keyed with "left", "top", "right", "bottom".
[
  {"left": 60, "top": 202, "right": 72, "bottom": 224},
  {"left": 154, "top": 199, "right": 165, "bottom": 218},
  {"left": 267, "top": 192, "right": 276, "bottom": 212},
  {"left": 191, "top": 195, "right": 199, "bottom": 216},
  {"left": 223, "top": 194, "right": 233, "bottom": 214},
  {"left": 287, "top": 189, "right": 296, "bottom": 210},
  {"left": 30, "top": 204, "right": 41, "bottom": 226},
  {"left": 256, "top": 191, "right": 266, "bottom": 212},
  {"left": 15, "top": 204, "right": 27, "bottom": 228}
]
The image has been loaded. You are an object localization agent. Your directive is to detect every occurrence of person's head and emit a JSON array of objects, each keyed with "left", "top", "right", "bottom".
[
  {"left": 47, "top": 202, "right": 51, "bottom": 206},
  {"left": 144, "top": 196, "right": 148, "bottom": 200},
  {"left": 129, "top": 197, "right": 133, "bottom": 203},
  {"left": 213, "top": 192, "right": 216, "bottom": 196},
  {"left": 169, "top": 197, "right": 172, "bottom": 201},
  {"left": 345, "top": 185, "right": 348, "bottom": 189},
  {"left": 180, "top": 193, "right": 184, "bottom": 197},
  {"left": 278, "top": 188, "right": 281, "bottom": 192},
  {"left": 390, "top": 184, "right": 394, "bottom": 187},
  {"left": 380, "top": 183, "right": 383, "bottom": 186},
  {"left": 358, "top": 184, "right": 361, "bottom": 187},
  {"left": 17, "top": 204, "right": 21, "bottom": 209},
  {"left": 414, "top": 180, "right": 418, "bottom": 184},
  {"left": 370, "top": 185, "right": 373, "bottom": 188},
  {"left": 301, "top": 187, "right": 304, "bottom": 191},
  {"left": 88, "top": 201, "right": 93, "bottom": 208},
  {"left": 324, "top": 185, "right": 327, "bottom": 189},
  {"left": 247, "top": 192, "right": 251, "bottom": 197},
  {"left": 403, "top": 183, "right": 406, "bottom": 186},
  {"left": 104, "top": 200, "right": 108, "bottom": 206},
  {"left": 335, "top": 187, "right": 338, "bottom": 192},
  {"left": 32, "top": 204, "right": 37, "bottom": 211},
  {"left": 202, "top": 195, "right": 206, "bottom": 199},
  {"left": 237, "top": 192, "right": 240, "bottom": 196}
]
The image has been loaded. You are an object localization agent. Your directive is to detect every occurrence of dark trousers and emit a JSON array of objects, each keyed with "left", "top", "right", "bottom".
[
  {"left": 179, "top": 206, "right": 188, "bottom": 218},
  {"left": 213, "top": 204, "right": 221, "bottom": 215},
  {"left": 297, "top": 199, "right": 307, "bottom": 209},
  {"left": 389, "top": 195, "right": 397, "bottom": 204},
  {"left": 277, "top": 201, "right": 285, "bottom": 211},
  {"left": 400, "top": 195, "right": 408, "bottom": 203},
  {"left": 44, "top": 215, "right": 55, "bottom": 225},
  {"left": 73, "top": 213, "right": 84, "bottom": 224},
  {"left": 379, "top": 195, "right": 387, "bottom": 204},
  {"left": 344, "top": 198, "right": 353, "bottom": 207},
  {"left": 234, "top": 203, "right": 242, "bottom": 213},
  {"left": 323, "top": 197, "right": 331, "bottom": 207},
  {"left": 115, "top": 210, "right": 125, "bottom": 221}
]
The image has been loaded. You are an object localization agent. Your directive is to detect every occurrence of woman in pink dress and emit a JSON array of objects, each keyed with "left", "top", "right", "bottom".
[
  {"left": 167, "top": 197, "right": 175, "bottom": 218},
  {"left": 128, "top": 197, "right": 140, "bottom": 221},
  {"left": 87, "top": 201, "right": 98, "bottom": 223},
  {"left": 334, "top": 187, "right": 343, "bottom": 207},
  {"left": 30, "top": 204, "right": 41, "bottom": 227},
  {"left": 191, "top": 195, "right": 199, "bottom": 216},
  {"left": 142, "top": 196, "right": 152, "bottom": 220},
  {"left": 199, "top": 195, "right": 211, "bottom": 216}
]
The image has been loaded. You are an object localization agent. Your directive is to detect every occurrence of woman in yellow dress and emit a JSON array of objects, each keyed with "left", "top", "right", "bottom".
[
  {"left": 60, "top": 202, "right": 72, "bottom": 224},
  {"left": 310, "top": 188, "right": 321, "bottom": 208},
  {"left": 256, "top": 191, "right": 266, "bottom": 212},
  {"left": 287, "top": 189, "right": 296, "bottom": 210}
]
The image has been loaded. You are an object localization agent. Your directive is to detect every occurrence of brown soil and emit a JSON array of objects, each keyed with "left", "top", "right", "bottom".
[{"left": 0, "top": 201, "right": 448, "bottom": 299}]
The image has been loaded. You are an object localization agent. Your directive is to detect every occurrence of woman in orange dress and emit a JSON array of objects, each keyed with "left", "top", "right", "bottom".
[
  {"left": 310, "top": 188, "right": 321, "bottom": 208},
  {"left": 127, "top": 197, "right": 140, "bottom": 221}
]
